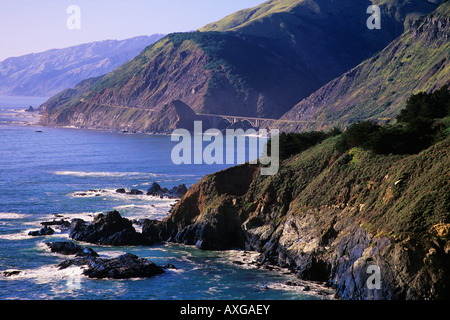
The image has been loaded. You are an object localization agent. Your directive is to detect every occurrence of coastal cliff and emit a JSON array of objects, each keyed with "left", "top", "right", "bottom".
[{"left": 143, "top": 136, "right": 450, "bottom": 299}]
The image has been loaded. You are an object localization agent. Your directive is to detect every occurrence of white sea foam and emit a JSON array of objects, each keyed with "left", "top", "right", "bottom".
[
  {"left": 220, "top": 249, "right": 261, "bottom": 270},
  {"left": 0, "top": 212, "right": 31, "bottom": 219},
  {"left": 0, "top": 229, "right": 70, "bottom": 241},
  {"left": 66, "top": 188, "right": 175, "bottom": 221},
  {"left": 97, "top": 250, "right": 127, "bottom": 259},
  {"left": 40, "top": 211, "right": 98, "bottom": 223},
  {"left": 52, "top": 171, "right": 163, "bottom": 178},
  {"left": 0, "top": 230, "right": 33, "bottom": 240},
  {"left": 1, "top": 264, "right": 85, "bottom": 285}
]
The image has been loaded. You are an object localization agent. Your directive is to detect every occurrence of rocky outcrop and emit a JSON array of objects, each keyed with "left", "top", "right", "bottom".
[
  {"left": 51, "top": 241, "right": 165, "bottom": 280},
  {"left": 142, "top": 164, "right": 259, "bottom": 250},
  {"left": 69, "top": 210, "right": 143, "bottom": 246},
  {"left": 146, "top": 182, "right": 188, "bottom": 199},
  {"left": 28, "top": 225, "right": 54, "bottom": 236},
  {"left": 141, "top": 136, "right": 450, "bottom": 300},
  {"left": 82, "top": 253, "right": 165, "bottom": 279},
  {"left": 3, "top": 270, "right": 21, "bottom": 277},
  {"left": 46, "top": 241, "right": 99, "bottom": 257}
]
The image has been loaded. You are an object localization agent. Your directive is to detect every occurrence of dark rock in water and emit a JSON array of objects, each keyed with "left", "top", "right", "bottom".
[
  {"left": 146, "top": 182, "right": 162, "bottom": 196},
  {"left": 83, "top": 253, "right": 165, "bottom": 279},
  {"left": 69, "top": 210, "right": 141, "bottom": 246},
  {"left": 161, "top": 263, "right": 177, "bottom": 270},
  {"left": 127, "top": 189, "right": 143, "bottom": 195},
  {"left": 46, "top": 241, "right": 98, "bottom": 257},
  {"left": 146, "top": 182, "right": 188, "bottom": 199},
  {"left": 115, "top": 188, "right": 126, "bottom": 194},
  {"left": 56, "top": 249, "right": 166, "bottom": 280},
  {"left": 141, "top": 219, "right": 164, "bottom": 245},
  {"left": 3, "top": 270, "right": 21, "bottom": 277},
  {"left": 68, "top": 218, "right": 87, "bottom": 235},
  {"left": 47, "top": 241, "right": 83, "bottom": 255},
  {"left": 170, "top": 184, "right": 188, "bottom": 198},
  {"left": 58, "top": 257, "right": 93, "bottom": 270},
  {"left": 132, "top": 218, "right": 149, "bottom": 226},
  {"left": 76, "top": 247, "right": 99, "bottom": 258},
  {"left": 25, "top": 106, "right": 34, "bottom": 112},
  {"left": 41, "top": 219, "right": 70, "bottom": 228},
  {"left": 28, "top": 225, "right": 54, "bottom": 236}
]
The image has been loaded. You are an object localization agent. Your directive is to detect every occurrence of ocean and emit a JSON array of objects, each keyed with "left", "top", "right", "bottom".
[{"left": 0, "top": 96, "right": 332, "bottom": 300}]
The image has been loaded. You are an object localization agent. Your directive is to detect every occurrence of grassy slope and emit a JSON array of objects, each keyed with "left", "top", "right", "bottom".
[
  {"left": 247, "top": 134, "right": 450, "bottom": 240},
  {"left": 200, "top": 0, "right": 305, "bottom": 32},
  {"left": 276, "top": 1, "right": 449, "bottom": 132}
]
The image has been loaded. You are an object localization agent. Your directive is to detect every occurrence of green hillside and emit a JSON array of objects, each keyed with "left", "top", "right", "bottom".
[{"left": 276, "top": 1, "right": 449, "bottom": 132}]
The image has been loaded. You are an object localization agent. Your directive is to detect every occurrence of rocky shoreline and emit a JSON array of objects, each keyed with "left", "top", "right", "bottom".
[
  {"left": 135, "top": 137, "right": 450, "bottom": 300},
  {"left": 7, "top": 137, "right": 450, "bottom": 299},
  {"left": 4, "top": 209, "right": 335, "bottom": 298}
]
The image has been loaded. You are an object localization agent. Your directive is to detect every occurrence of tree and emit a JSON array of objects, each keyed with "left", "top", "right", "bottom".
[{"left": 335, "top": 121, "right": 380, "bottom": 153}]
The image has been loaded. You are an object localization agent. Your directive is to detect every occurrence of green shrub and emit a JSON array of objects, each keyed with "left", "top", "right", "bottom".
[
  {"left": 397, "top": 85, "right": 450, "bottom": 124},
  {"left": 335, "top": 86, "right": 450, "bottom": 155},
  {"left": 335, "top": 121, "right": 380, "bottom": 153},
  {"left": 267, "top": 127, "right": 341, "bottom": 161}
]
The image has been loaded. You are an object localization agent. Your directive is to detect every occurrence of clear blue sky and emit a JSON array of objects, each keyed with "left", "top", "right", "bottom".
[{"left": 0, "top": 0, "right": 264, "bottom": 61}]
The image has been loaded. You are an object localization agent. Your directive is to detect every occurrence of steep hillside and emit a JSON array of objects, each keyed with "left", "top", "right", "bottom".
[
  {"left": 39, "top": 0, "right": 440, "bottom": 133},
  {"left": 0, "top": 35, "right": 164, "bottom": 97},
  {"left": 275, "top": 1, "right": 450, "bottom": 132},
  {"left": 143, "top": 135, "right": 450, "bottom": 299}
]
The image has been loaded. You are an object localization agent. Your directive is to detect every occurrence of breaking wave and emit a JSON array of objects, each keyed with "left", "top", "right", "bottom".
[{"left": 52, "top": 171, "right": 163, "bottom": 178}]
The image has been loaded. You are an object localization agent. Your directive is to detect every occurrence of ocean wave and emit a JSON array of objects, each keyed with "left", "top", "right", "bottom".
[
  {"left": 40, "top": 211, "right": 99, "bottom": 223},
  {"left": 52, "top": 171, "right": 163, "bottom": 178},
  {"left": 69, "top": 188, "right": 175, "bottom": 201},
  {"left": 0, "top": 230, "right": 32, "bottom": 241},
  {"left": 1, "top": 264, "right": 85, "bottom": 285},
  {"left": 0, "top": 212, "right": 31, "bottom": 220},
  {"left": 0, "top": 229, "right": 69, "bottom": 241}
]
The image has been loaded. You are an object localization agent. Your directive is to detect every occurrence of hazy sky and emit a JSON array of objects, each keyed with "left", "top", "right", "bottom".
[{"left": 0, "top": 0, "right": 264, "bottom": 61}]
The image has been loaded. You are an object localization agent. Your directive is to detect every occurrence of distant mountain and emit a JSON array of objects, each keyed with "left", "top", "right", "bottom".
[
  {"left": 275, "top": 1, "right": 449, "bottom": 132},
  {"left": 0, "top": 34, "right": 164, "bottom": 97},
  {"left": 39, "top": 0, "right": 441, "bottom": 133}
]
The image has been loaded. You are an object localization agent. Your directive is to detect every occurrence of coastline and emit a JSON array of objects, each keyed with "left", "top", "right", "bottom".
[{"left": 9, "top": 201, "right": 336, "bottom": 299}]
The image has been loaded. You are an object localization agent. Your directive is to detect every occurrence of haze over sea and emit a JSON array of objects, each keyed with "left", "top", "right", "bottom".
[{"left": 0, "top": 96, "right": 330, "bottom": 300}]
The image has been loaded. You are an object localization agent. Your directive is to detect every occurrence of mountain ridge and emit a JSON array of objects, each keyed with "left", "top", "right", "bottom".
[
  {"left": 0, "top": 34, "right": 165, "bottom": 97},
  {"left": 38, "top": 0, "right": 441, "bottom": 133},
  {"left": 272, "top": 1, "right": 449, "bottom": 132}
]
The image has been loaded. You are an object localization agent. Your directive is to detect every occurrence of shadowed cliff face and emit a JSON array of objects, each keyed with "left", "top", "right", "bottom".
[{"left": 143, "top": 137, "right": 450, "bottom": 299}]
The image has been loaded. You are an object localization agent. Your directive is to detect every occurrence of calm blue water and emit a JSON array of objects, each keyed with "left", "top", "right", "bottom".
[{"left": 0, "top": 96, "right": 331, "bottom": 300}]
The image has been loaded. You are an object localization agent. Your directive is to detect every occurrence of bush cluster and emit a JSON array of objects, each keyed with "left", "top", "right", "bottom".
[{"left": 336, "top": 85, "right": 450, "bottom": 155}]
